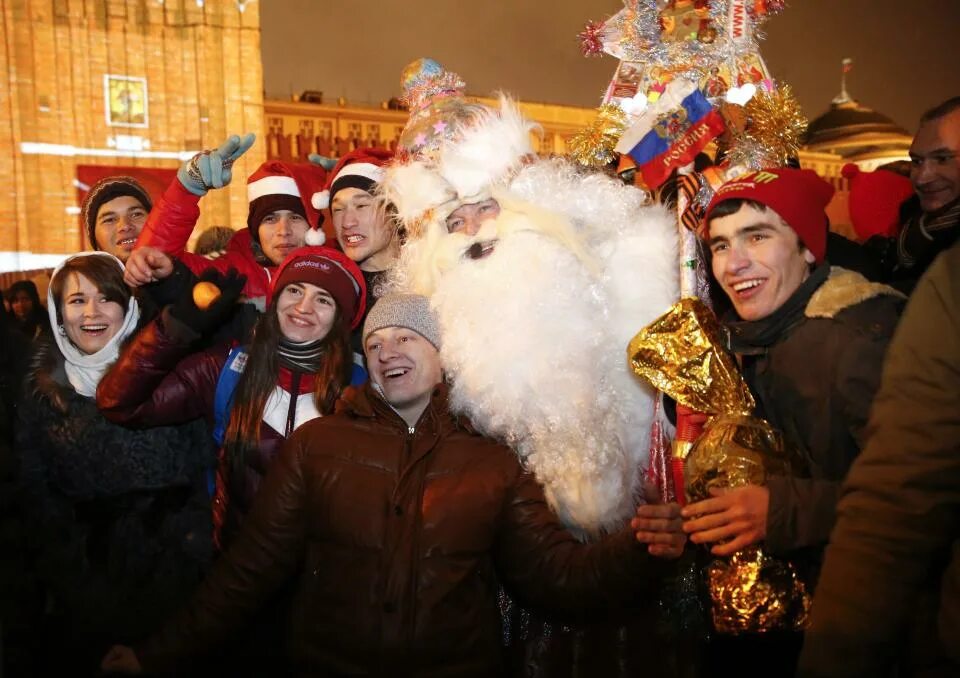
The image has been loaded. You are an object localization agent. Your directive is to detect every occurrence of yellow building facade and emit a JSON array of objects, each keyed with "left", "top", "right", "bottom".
[
  {"left": 260, "top": 96, "right": 596, "bottom": 164},
  {"left": 0, "top": 0, "right": 265, "bottom": 270}
]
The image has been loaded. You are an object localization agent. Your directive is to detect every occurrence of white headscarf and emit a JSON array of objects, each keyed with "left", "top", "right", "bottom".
[{"left": 47, "top": 252, "right": 141, "bottom": 397}]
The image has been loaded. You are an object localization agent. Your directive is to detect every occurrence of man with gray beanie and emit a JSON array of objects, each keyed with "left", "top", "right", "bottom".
[
  {"left": 361, "top": 293, "right": 442, "bottom": 427},
  {"left": 102, "top": 293, "right": 685, "bottom": 676},
  {"left": 80, "top": 176, "right": 153, "bottom": 263}
]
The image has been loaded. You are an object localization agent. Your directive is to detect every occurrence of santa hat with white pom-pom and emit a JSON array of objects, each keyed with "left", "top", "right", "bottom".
[
  {"left": 311, "top": 148, "right": 393, "bottom": 217},
  {"left": 246, "top": 160, "right": 328, "bottom": 246}
]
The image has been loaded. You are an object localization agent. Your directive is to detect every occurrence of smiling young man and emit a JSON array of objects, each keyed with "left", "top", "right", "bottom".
[
  {"left": 362, "top": 295, "right": 442, "bottom": 427},
  {"left": 309, "top": 148, "right": 397, "bottom": 372},
  {"left": 81, "top": 176, "right": 153, "bottom": 263},
  {"left": 311, "top": 148, "right": 397, "bottom": 306},
  {"left": 687, "top": 167, "right": 904, "bottom": 673}
]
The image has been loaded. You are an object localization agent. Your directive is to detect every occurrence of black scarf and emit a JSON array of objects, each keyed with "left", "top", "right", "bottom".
[
  {"left": 898, "top": 197, "right": 960, "bottom": 272},
  {"left": 724, "top": 264, "right": 830, "bottom": 353},
  {"left": 278, "top": 337, "right": 324, "bottom": 373}
]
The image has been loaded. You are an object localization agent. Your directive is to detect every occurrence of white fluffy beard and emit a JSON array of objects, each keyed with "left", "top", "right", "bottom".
[{"left": 425, "top": 205, "right": 652, "bottom": 535}]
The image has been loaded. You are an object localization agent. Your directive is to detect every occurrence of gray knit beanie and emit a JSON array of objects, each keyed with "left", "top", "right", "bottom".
[
  {"left": 363, "top": 293, "right": 441, "bottom": 350},
  {"left": 81, "top": 176, "right": 153, "bottom": 250}
]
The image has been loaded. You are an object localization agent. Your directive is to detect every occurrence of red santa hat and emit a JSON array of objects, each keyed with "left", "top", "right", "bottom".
[
  {"left": 704, "top": 168, "right": 835, "bottom": 263},
  {"left": 310, "top": 147, "right": 393, "bottom": 212},
  {"left": 246, "top": 161, "right": 328, "bottom": 246},
  {"left": 842, "top": 163, "right": 914, "bottom": 241}
]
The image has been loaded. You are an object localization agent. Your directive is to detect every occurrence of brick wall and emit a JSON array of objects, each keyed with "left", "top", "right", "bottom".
[{"left": 0, "top": 0, "right": 266, "bottom": 258}]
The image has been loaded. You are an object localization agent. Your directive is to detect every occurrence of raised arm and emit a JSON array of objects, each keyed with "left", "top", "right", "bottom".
[
  {"left": 97, "top": 269, "right": 247, "bottom": 427},
  {"left": 136, "top": 134, "right": 255, "bottom": 256}
]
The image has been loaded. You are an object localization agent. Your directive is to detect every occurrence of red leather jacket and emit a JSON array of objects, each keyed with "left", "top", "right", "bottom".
[
  {"left": 136, "top": 180, "right": 274, "bottom": 303},
  {"left": 134, "top": 383, "right": 669, "bottom": 677}
]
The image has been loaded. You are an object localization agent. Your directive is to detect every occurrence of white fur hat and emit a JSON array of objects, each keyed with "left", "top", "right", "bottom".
[{"left": 381, "top": 59, "right": 538, "bottom": 226}]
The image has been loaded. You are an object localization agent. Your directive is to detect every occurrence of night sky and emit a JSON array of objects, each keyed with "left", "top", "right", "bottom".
[{"left": 261, "top": 0, "right": 960, "bottom": 133}]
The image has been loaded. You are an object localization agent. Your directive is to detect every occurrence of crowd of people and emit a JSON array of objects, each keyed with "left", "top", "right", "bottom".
[{"left": 0, "top": 58, "right": 957, "bottom": 677}]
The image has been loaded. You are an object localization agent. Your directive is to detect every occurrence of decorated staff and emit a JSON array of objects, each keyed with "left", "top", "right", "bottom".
[
  {"left": 629, "top": 297, "right": 811, "bottom": 633},
  {"left": 572, "top": 0, "right": 806, "bottom": 505}
]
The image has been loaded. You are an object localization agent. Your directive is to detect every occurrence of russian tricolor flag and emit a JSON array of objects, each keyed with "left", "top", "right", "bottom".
[{"left": 615, "top": 81, "right": 725, "bottom": 190}]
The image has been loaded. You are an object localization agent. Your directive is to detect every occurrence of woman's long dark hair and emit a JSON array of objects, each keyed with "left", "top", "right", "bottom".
[{"left": 221, "top": 297, "right": 352, "bottom": 485}]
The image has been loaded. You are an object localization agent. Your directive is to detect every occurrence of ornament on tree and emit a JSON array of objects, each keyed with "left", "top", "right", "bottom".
[
  {"left": 568, "top": 104, "right": 630, "bottom": 168},
  {"left": 725, "top": 84, "right": 807, "bottom": 169}
]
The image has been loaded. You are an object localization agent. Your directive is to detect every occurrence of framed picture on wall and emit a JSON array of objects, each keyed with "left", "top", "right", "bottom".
[{"left": 104, "top": 74, "right": 148, "bottom": 127}]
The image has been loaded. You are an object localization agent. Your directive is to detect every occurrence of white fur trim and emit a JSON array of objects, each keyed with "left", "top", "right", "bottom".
[
  {"left": 381, "top": 95, "right": 536, "bottom": 222},
  {"left": 438, "top": 95, "right": 536, "bottom": 204},
  {"left": 304, "top": 228, "right": 326, "bottom": 246},
  {"left": 333, "top": 162, "right": 384, "bottom": 185},
  {"left": 379, "top": 161, "right": 457, "bottom": 225},
  {"left": 311, "top": 190, "right": 330, "bottom": 210},
  {"left": 248, "top": 175, "right": 299, "bottom": 202}
]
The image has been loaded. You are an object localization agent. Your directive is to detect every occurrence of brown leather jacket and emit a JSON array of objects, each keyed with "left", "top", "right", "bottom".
[{"left": 136, "top": 382, "right": 666, "bottom": 677}]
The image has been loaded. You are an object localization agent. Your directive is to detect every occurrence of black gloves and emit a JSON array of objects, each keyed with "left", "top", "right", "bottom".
[{"left": 168, "top": 267, "right": 247, "bottom": 338}]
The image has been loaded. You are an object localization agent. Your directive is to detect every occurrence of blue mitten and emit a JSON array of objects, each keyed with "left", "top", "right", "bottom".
[
  {"left": 178, "top": 133, "right": 257, "bottom": 196},
  {"left": 307, "top": 153, "right": 337, "bottom": 170}
]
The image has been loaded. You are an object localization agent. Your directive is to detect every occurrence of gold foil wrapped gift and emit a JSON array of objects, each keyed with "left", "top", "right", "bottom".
[{"left": 628, "top": 298, "right": 811, "bottom": 634}]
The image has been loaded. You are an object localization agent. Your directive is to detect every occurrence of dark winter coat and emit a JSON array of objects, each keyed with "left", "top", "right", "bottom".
[
  {"left": 135, "top": 383, "right": 669, "bottom": 677},
  {"left": 798, "top": 243, "right": 960, "bottom": 677},
  {"left": 0, "top": 308, "right": 35, "bottom": 675},
  {"left": 725, "top": 266, "right": 904, "bottom": 577},
  {"left": 96, "top": 309, "right": 318, "bottom": 545},
  {"left": 16, "top": 339, "right": 213, "bottom": 671}
]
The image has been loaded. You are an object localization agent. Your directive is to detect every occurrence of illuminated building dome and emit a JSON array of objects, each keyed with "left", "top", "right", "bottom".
[{"left": 802, "top": 60, "right": 911, "bottom": 168}]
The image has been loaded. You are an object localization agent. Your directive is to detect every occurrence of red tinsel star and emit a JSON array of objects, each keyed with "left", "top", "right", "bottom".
[{"left": 578, "top": 20, "right": 605, "bottom": 57}]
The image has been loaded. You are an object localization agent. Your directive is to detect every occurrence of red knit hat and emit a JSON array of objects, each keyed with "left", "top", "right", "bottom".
[
  {"left": 269, "top": 246, "right": 367, "bottom": 329},
  {"left": 703, "top": 168, "right": 835, "bottom": 263},
  {"left": 311, "top": 148, "right": 393, "bottom": 211},
  {"left": 246, "top": 161, "right": 328, "bottom": 246},
  {"left": 842, "top": 163, "right": 914, "bottom": 240}
]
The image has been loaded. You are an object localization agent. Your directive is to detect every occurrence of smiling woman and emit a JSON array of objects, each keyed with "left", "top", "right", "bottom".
[
  {"left": 16, "top": 252, "right": 213, "bottom": 674},
  {"left": 47, "top": 253, "right": 140, "bottom": 389},
  {"left": 58, "top": 268, "right": 127, "bottom": 354},
  {"left": 91, "top": 247, "right": 366, "bottom": 672},
  {"left": 96, "top": 246, "right": 367, "bottom": 552}
]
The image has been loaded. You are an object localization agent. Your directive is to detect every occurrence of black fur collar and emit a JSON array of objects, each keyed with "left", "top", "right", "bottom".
[{"left": 27, "top": 338, "right": 73, "bottom": 414}]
